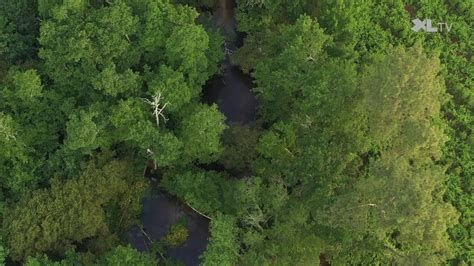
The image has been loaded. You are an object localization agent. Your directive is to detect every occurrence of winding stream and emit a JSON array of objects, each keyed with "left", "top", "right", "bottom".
[
  {"left": 128, "top": 185, "right": 210, "bottom": 265},
  {"left": 203, "top": 0, "right": 257, "bottom": 124},
  {"left": 129, "top": 0, "right": 256, "bottom": 265}
]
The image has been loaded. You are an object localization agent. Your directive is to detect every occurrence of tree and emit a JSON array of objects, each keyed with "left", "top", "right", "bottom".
[
  {"left": 178, "top": 104, "right": 227, "bottom": 163},
  {"left": 236, "top": 2, "right": 473, "bottom": 261},
  {"left": 145, "top": 65, "right": 194, "bottom": 114},
  {"left": 238, "top": 205, "right": 325, "bottom": 266},
  {"left": 0, "top": 0, "right": 39, "bottom": 63},
  {"left": 163, "top": 169, "right": 236, "bottom": 216},
  {"left": 4, "top": 154, "right": 147, "bottom": 261},
  {"left": 0, "top": 244, "right": 7, "bottom": 265},
  {"left": 219, "top": 125, "right": 261, "bottom": 174},
  {"left": 175, "top": 0, "right": 219, "bottom": 9},
  {"left": 0, "top": 112, "right": 35, "bottom": 193},
  {"left": 239, "top": 26, "right": 458, "bottom": 264},
  {"left": 36, "top": 0, "right": 225, "bottom": 170},
  {"left": 363, "top": 45, "right": 446, "bottom": 156},
  {"left": 236, "top": 15, "right": 331, "bottom": 122},
  {"left": 39, "top": 1, "right": 139, "bottom": 94},
  {"left": 25, "top": 251, "right": 82, "bottom": 266},
  {"left": 101, "top": 245, "right": 155, "bottom": 266},
  {"left": 0, "top": 69, "right": 66, "bottom": 194},
  {"left": 1, "top": 0, "right": 469, "bottom": 264},
  {"left": 24, "top": 246, "right": 154, "bottom": 266},
  {"left": 64, "top": 110, "right": 102, "bottom": 152},
  {"left": 165, "top": 24, "right": 211, "bottom": 86},
  {"left": 326, "top": 154, "right": 458, "bottom": 264},
  {"left": 202, "top": 214, "right": 239, "bottom": 266},
  {"left": 12, "top": 69, "right": 43, "bottom": 101},
  {"left": 321, "top": 46, "right": 458, "bottom": 264}
]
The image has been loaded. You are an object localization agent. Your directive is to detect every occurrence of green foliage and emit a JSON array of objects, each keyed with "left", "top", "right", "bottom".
[
  {"left": 231, "top": 189, "right": 324, "bottom": 265},
  {"left": 0, "top": 113, "right": 24, "bottom": 162},
  {"left": 4, "top": 155, "right": 147, "bottom": 261},
  {"left": 1, "top": 0, "right": 472, "bottom": 264},
  {"left": 163, "top": 170, "right": 235, "bottom": 216},
  {"left": 165, "top": 24, "right": 210, "bottom": 85},
  {"left": 38, "top": 1, "right": 139, "bottom": 92},
  {"left": 234, "top": 1, "right": 464, "bottom": 260},
  {"left": 12, "top": 69, "right": 43, "bottom": 101},
  {"left": 253, "top": 57, "right": 366, "bottom": 188},
  {"left": 0, "top": 244, "right": 7, "bottom": 265},
  {"left": 25, "top": 251, "right": 82, "bottom": 266},
  {"left": 146, "top": 65, "right": 194, "bottom": 113},
  {"left": 219, "top": 125, "right": 261, "bottom": 173},
  {"left": 363, "top": 45, "right": 446, "bottom": 155},
  {"left": 101, "top": 245, "right": 155, "bottom": 266},
  {"left": 202, "top": 214, "right": 239, "bottom": 266},
  {"left": 92, "top": 63, "right": 141, "bottom": 97},
  {"left": 0, "top": 112, "right": 35, "bottom": 193},
  {"left": 178, "top": 104, "right": 227, "bottom": 163},
  {"left": 235, "top": 1, "right": 472, "bottom": 264},
  {"left": 0, "top": 0, "right": 227, "bottom": 264},
  {"left": 0, "top": 73, "right": 66, "bottom": 195},
  {"left": 175, "top": 0, "right": 218, "bottom": 9},
  {"left": 238, "top": 15, "right": 331, "bottom": 121},
  {"left": 0, "top": 0, "right": 39, "bottom": 63},
  {"left": 164, "top": 223, "right": 189, "bottom": 247},
  {"left": 25, "top": 246, "right": 154, "bottom": 266},
  {"left": 65, "top": 110, "right": 102, "bottom": 151},
  {"left": 327, "top": 156, "right": 458, "bottom": 264},
  {"left": 35, "top": 0, "right": 225, "bottom": 169},
  {"left": 235, "top": 14, "right": 330, "bottom": 72},
  {"left": 408, "top": 2, "right": 474, "bottom": 262}
]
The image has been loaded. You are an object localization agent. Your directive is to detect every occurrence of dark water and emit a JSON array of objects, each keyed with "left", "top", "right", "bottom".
[
  {"left": 129, "top": 0, "right": 257, "bottom": 264},
  {"left": 203, "top": 0, "right": 257, "bottom": 124},
  {"left": 203, "top": 61, "right": 257, "bottom": 124},
  {"left": 128, "top": 191, "right": 210, "bottom": 265}
]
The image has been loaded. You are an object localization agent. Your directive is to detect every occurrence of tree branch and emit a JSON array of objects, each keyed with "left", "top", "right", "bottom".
[
  {"left": 142, "top": 93, "right": 170, "bottom": 127},
  {"left": 185, "top": 203, "right": 213, "bottom": 220}
]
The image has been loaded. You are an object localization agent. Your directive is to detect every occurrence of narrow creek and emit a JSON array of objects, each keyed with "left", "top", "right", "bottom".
[
  {"left": 203, "top": 0, "right": 257, "bottom": 124},
  {"left": 128, "top": 0, "right": 256, "bottom": 264}
]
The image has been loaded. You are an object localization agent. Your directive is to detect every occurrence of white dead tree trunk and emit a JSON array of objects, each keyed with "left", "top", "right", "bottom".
[
  {"left": 142, "top": 92, "right": 170, "bottom": 127},
  {"left": 186, "top": 203, "right": 213, "bottom": 220},
  {"left": 146, "top": 148, "right": 157, "bottom": 170},
  {"left": 142, "top": 92, "right": 170, "bottom": 170}
]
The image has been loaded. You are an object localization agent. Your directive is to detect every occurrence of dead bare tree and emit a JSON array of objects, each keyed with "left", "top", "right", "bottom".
[
  {"left": 146, "top": 149, "right": 157, "bottom": 170},
  {"left": 141, "top": 93, "right": 170, "bottom": 170},
  {"left": 142, "top": 92, "right": 170, "bottom": 127}
]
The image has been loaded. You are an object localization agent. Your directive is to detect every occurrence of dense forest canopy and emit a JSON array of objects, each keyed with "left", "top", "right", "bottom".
[{"left": 0, "top": 0, "right": 472, "bottom": 265}]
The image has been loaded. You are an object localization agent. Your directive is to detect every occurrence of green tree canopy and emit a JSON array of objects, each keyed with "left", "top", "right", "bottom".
[{"left": 4, "top": 154, "right": 147, "bottom": 261}]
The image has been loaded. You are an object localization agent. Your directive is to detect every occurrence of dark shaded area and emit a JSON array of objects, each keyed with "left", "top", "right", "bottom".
[
  {"left": 0, "top": 0, "right": 40, "bottom": 63},
  {"left": 320, "top": 254, "right": 330, "bottom": 266},
  {"left": 168, "top": 207, "right": 210, "bottom": 263},
  {"left": 202, "top": 0, "right": 257, "bottom": 124},
  {"left": 128, "top": 183, "right": 210, "bottom": 266},
  {"left": 202, "top": 63, "right": 257, "bottom": 124}
]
